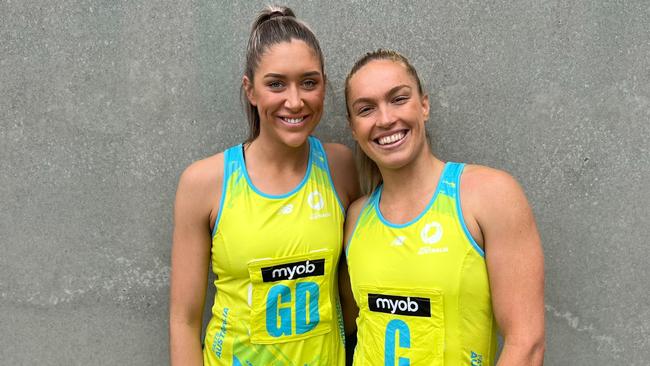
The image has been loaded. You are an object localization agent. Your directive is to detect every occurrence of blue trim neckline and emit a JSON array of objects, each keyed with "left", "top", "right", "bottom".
[
  {"left": 374, "top": 163, "right": 450, "bottom": 228},
  {"left": 238, "top": 137, "right": 314, "bottom": 199}
]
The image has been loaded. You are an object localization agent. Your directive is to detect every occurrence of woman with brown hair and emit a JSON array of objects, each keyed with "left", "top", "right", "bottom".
[{"left": 170, "top": 6, "right": 358, "bottom": 365}]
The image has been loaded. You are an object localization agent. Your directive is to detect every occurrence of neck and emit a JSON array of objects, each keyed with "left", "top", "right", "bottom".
[
  {"left": 244, "top": 135, "right": 310, "bottom": 172},
  {"left": 379, "top": 150, "right": 444, "bottom": 203}
]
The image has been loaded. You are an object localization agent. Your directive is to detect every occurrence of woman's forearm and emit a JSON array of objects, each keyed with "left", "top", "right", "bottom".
[
  {"left": 169, "top": 318, "right": 204, "bottom": 366},
  {"left": 496, "top": 338, "right": 545, "bottom": 366}
]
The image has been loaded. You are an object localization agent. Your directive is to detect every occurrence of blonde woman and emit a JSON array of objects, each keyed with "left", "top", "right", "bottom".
[{"left": 341, "top": 49, "right": 544, "bottom": 365}]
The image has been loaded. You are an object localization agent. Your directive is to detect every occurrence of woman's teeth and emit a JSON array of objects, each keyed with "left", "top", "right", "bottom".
[
  {"left": 377, "top": 131, "right": 406, "bottom": 145},
  {"left": 282, "top": 117, "right": 305, "bottom": 124}
]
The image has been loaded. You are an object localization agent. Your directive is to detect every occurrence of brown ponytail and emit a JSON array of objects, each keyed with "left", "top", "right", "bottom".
[{"left": 242, "top": 5, "right": 325, "bottom": 143}]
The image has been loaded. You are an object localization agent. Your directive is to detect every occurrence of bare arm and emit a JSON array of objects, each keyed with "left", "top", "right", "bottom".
[
  {"left": 324, "top": 142, "right": 361, "bottom": 334},
  {"left": 324, "top": 142, "right": 361, "bottom": 210},
  {"left": 339, "top": 197, "right": 366, "bottom": 336},
  {"left": 325, "top": 142, "right": 362, "bottom": 362},
  {"left": 463, "top": 167, "right": 545, "bottom": 366},
  {"left": 169, "top": 156, "right": 223, "bottom": 366}
]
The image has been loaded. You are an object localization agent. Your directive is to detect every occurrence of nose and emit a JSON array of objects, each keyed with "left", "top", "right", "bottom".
[
  {"left": 376, "top": 105, "right": 395, "bottom": 128},
  {"left": 284, "top": 85, "right": 304, "bottom": 111}
]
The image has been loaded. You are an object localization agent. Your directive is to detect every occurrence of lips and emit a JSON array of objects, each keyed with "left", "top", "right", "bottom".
[
  {"left": 280, "top": 116, "right": 308, "bottom": 125},
  {"left": 374, "top": 130, "right": 408, "bottom": 146}
]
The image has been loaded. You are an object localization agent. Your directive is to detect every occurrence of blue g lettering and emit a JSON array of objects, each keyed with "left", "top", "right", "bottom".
[{"left": 266, "top": 284, "right": 292, "bottom": 337}]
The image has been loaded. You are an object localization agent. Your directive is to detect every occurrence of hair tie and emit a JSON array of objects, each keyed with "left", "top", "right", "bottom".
[{"left": 268, "top": 10, "right": 285, "bottom": 20}]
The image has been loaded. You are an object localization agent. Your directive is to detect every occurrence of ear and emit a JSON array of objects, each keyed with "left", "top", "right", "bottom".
[
  {"left": 243, "top": 76, "right": 256, "bottom": 106},
  {"left": 350, "top": 126, "right": 358, "bottom": 141},
  {"left": 421, "top": 93, "right": 430, "bottom": 122}
]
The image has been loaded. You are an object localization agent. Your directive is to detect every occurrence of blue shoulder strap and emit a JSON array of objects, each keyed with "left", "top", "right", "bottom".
[
  {"left": 438, "top": 162, "right": 464, "bottom": 199},
  {"left": 212, "top": 144, "right": 243, "bottom": 238},
  {"left": 308, "top": 136, "right": 345, "bottom": 213},
  {"left": 308, "top": 136, "right": 328, "bottom": 171},
  {"left": 443, "top": 162, "right": 485, "bottom": 257},
  {"left": 369, "top": 184, "right": 383, "bottom": 208},
  {"left": 227, "top": 143, "right": 245, "bottom": 176}
]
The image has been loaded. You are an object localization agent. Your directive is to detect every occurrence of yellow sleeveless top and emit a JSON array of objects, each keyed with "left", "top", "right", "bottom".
[
  {"left": 203, "top": 136, "right": 346, "bottom": 366},
  {"left": 346, "top": 162, "right": 497, "bottom": 366}
]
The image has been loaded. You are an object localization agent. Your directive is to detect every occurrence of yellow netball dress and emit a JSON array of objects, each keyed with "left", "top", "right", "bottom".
[
  {"left": 203, "top": 136, "right": 346, "bottom": 366},
  {"left": 346, "top": 162, "right": 497, "bottom": 366}
]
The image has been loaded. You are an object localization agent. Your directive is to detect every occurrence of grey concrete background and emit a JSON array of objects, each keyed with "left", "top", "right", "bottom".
[{"left": 1, "top": 0, "right": 648, "bottom": 364}]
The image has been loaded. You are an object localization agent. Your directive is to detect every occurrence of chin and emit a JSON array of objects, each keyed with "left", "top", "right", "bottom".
[
  {"left": 378, "top": 160, "right": 410, "bottom": 171},
  {"left": 365, "top": 146, "right": 408, "bottom": 168},
  {"left": 280, "top": 131, "right": 312, "bottom": 148}
]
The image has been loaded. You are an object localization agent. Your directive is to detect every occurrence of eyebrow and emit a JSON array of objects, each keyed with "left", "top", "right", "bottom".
[
  {"left": 351, "top": 84, "right": 412, "bottom": 107},
  {"left": 263, "top": 71, "right": 322, "bottom": 79}
]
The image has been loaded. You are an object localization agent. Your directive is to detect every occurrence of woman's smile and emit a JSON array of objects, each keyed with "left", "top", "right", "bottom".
[{"left": 374, "top": 129, "right": 409, "bottom": 147}]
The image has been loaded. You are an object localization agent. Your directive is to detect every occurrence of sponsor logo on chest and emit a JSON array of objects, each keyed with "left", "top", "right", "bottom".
[
  {"left": 368, "top": 293, "right": 431, "bottom": 317},
  {"left": 417, "top": 221, "right": 449, "bottom": 255},
  {"left": 261, "top": 259, "right": 325, "bottom": 282},
  {"left": 308, "top": 190, "right": 332, "bottom": 220}
]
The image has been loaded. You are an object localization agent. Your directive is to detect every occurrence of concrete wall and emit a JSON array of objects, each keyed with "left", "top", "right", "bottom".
[{"left": 1, "top": 1, "right": 648, "bottom": 364}]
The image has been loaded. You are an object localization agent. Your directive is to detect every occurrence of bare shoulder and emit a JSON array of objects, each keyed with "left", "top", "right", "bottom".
[
  {"left": 175, "top": 152, "right": 225, "bottom": 223},
  {"left": 343, "top": 195, "right": 370, "bottom": 248},
  {"left": 323, "top": 142, "right": 360, "bottom": 209},
  {"left": 461, "top": 164, "right": 527, "bottom": 208},
  {"left": 460, "top": 164, "right": 535, "bottom": 241},
  {"left": 346, "top": 195, "right": 369, "bottom": 224},
  {"left": 323, "top": 142, "right": 353, "bottom": 155},
  {"left": 323, "top": 142, "right": 355, "bottom": 166},
  {"left": 177, "top": 153, "right": 224, "bottom": 194}
]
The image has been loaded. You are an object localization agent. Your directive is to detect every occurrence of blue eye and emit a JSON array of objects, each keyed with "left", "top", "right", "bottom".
[
  {"left": 268, "top": 81, "right": 284, "bottom": 89},
  {"left": 357, "top": 106, "right": 374, "bottom": 116},
  {"left": 302, "top": 79, "right": 317, "bottom": 89},
  {"left": 393, "top": 95, "right": 409, "bottom": 104}
]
